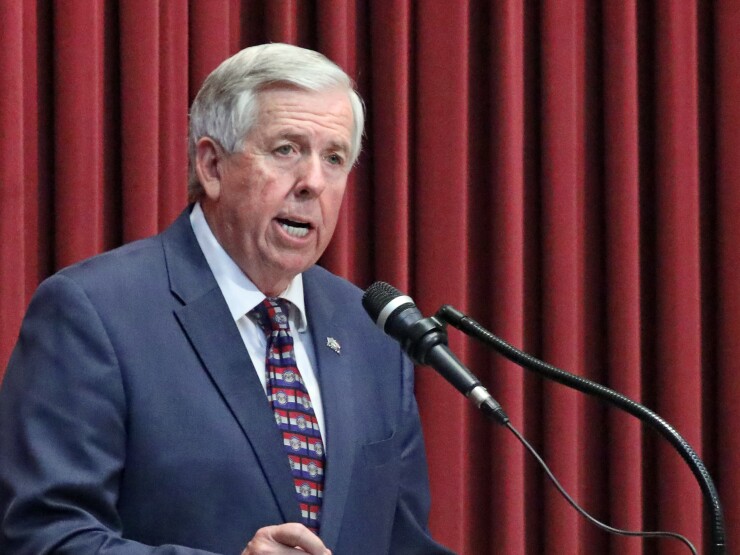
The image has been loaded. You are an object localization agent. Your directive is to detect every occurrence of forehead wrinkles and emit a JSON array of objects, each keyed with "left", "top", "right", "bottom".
[
  {"left": 258, "top": 94, "right": 353, "bottom": 143},
  {"left": 265, "top": 108, "right": 352, "bottom": 138}
]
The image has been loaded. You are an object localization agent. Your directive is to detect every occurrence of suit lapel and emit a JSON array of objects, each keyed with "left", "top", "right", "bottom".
[
  {"left": 303, "top": 269, "right": 358, "bottom": 548},
  {"left": 161, "top": 209, "right": 302, "bottom": 524}
]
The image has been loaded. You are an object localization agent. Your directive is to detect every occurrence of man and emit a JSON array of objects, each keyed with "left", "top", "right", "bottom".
[{"left": 0, "top": 44, "right": 452, "bottom": 554}]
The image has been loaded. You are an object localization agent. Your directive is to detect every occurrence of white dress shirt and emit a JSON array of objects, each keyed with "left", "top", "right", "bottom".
[{"left": 189, "top": 203, "right": 326, "bottom": 445}]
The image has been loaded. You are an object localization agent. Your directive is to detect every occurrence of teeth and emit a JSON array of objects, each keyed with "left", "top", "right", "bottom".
[{"left": 280, "top": 221, "right": 310, "bottom": 238}]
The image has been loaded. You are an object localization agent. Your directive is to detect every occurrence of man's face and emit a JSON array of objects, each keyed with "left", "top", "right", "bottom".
[{"left": 198, "top": 86, "right": 354, "bottom": 296}]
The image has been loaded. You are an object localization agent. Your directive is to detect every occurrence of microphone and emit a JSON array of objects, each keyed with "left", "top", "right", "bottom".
[{"left": 362, "top": 282, "right": 508, "bottom": 424}]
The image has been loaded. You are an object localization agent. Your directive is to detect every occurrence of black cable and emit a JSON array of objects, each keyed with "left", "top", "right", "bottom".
[{"left": 505, "top": 421, "right": 697, "bottom": 554}]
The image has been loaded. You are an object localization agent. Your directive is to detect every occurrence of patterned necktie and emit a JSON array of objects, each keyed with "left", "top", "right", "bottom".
[{"left": 250, "top": 298, "right": 325, "bottom": 533}]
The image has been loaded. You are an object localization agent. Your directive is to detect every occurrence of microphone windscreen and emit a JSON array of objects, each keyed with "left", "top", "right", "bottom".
[{"left": 362, "top": 281, "right": 403, "bottom": 320}]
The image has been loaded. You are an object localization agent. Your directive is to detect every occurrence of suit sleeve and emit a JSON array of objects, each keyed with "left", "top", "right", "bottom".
[
  {"left": 388, "top": 353, "right": 456, "bottom": 554},
  {"left": 0, "top": 274, "right": 221, "bottom": 555}
]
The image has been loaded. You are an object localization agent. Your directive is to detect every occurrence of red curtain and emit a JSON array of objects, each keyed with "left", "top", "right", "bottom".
[{"left": 1, "top": 1, "right": 738, "bottom": 553}]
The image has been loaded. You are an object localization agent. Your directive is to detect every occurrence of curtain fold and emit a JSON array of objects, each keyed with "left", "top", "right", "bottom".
[
  {"left": 539, "top": 2, "right": 586, "bottom": 551},
  {"left": 715, "top": 2, "right": 740, "bottom": 547},
  {"left": 651, "top": 3, "right": 704, "bottom": 545},
  {"left": 53, "top": 2, "right": 111, "bottom": 264},
  {"left": 1, "top": 1, "right": 738, "bottom": 553},
  {"left": 413, "top": 1, "right": 472, "bottom": 549},
  {"left": 367, "top": 0, "right": 412, "bottom": 289},
  {"left": 602, "top": 3, "right": 645, "bottom": 553},
  {"left": 486, "top": 2, "right": 528, "bottom": 553},
  {"left": 0, "top": 2, "right": 26, "bottom": 377},
  {"left": 120, "top": 0, "right": 162, "bottom": 238}
]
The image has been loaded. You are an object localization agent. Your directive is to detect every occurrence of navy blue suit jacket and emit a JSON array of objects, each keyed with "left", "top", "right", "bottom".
[{"left": 0, "top": 209, "right": 452, "bottom": 554}]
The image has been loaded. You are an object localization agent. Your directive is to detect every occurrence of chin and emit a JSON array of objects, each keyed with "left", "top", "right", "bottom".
[{"left": 272, "top": 258, "right": 315, "bottom": 279}]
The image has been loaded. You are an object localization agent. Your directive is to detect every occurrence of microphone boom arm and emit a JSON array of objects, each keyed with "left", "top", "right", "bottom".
[{"left": 435, "top": 304, "right": 727, "bottom": 555}]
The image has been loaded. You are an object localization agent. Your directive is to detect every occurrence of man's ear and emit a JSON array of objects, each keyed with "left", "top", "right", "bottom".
[{"left": 194, "top": 137, "right": 225, "bottom": 200}]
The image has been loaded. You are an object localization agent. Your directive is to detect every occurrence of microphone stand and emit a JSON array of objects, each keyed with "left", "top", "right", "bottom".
[{"left": 434, "top": 305, "right": 727, "bottom": 555}]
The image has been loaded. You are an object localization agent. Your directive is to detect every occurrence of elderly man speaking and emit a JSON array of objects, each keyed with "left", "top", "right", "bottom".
[{"left": 0, "top": 44, "right": 453, "bottom": 555}]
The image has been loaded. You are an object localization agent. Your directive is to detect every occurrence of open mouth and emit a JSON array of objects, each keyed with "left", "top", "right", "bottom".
[{"left": 277, "top": 218, "right": 311, "bottom": 238}]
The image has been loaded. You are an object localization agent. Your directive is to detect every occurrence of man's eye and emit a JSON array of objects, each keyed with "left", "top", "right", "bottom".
[
  {"left": 326, "top": 153, "right": 344, "bottom": 166},
  {"left": 275, "top": 145, "right": 294, "bottom": 155}
]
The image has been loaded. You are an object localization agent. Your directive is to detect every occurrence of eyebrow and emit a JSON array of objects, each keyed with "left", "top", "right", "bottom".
[
  {"left": 277, "top": 132, "right": 351, "bottom": 156},
  {"left": 326, "top": 140, "right": 351, "bottom": 156}
]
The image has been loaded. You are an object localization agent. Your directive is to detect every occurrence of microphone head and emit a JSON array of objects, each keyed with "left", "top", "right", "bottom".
[
  {"left": 363, "top": 281, "right": 448, "bottom": 363},
  {"left": 362, "top": 282, "right": 417, "bottom": 332},
  {"left": 362, "top": 281, "right": 403, "bottom": 319}
]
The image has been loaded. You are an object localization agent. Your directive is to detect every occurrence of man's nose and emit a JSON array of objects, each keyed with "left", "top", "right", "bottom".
[{"left": 294, "top": 154, "right": 327, "bottom": 198}]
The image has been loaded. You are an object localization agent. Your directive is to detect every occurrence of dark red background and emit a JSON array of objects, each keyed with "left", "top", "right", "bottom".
[{"left": 1, "top": 2, "right": 738, "bottom": 553}]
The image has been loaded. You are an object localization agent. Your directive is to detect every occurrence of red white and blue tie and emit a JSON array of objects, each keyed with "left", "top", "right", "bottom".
[{"left": 250, "top": 298, "right": 324, "bottom": 533}]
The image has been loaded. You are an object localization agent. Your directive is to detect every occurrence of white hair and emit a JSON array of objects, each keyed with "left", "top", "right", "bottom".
[{"left": 188, "top": 43, "right": 365, "bottom": 200}]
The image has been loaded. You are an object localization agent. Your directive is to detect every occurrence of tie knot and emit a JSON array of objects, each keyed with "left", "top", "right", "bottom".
[{"left": 250, "top": 297, "right": 291, "bottom": 335}]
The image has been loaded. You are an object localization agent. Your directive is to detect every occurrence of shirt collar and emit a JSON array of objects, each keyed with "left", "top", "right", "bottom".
[{"left": 189, "top": 202, "right": 308, "bottom": 331}]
